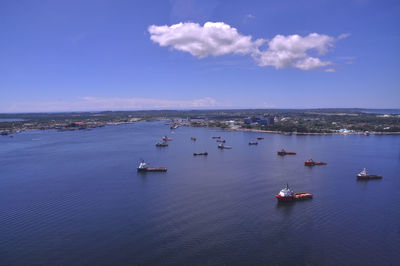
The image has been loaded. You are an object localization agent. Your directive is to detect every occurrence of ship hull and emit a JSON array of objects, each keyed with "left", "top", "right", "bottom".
[
  {"left": 305, "top": 161, "right": 326, "bottom": 166},
  {"left": 357, "top": 174, "right": 382, "bottom": 180},
  {"left": 276, "top": 193, "right": 313, "bottom": 201},
  {"left": 275, "top": 195, "right": 294, "bottom": 202},
  {"left": 137, "top": 168, "right": 167, "bottom": 172},
  {"left": 278, "top": 152, "right": 296, "bottom": 156},
  {"left": 193, "top": 153, "right": 208, "bottom": 156}
]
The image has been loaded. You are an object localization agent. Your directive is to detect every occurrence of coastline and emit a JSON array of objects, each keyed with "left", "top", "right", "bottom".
[
  {"left": 2, "top": 119, "right": 400, "bottom": 136},
  {"left": 192, "top": 125, "right": 400, "bottom": 136}
]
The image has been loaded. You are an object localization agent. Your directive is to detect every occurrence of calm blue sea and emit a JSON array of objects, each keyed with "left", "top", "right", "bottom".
[
  {"left": 0, "top": 122, "right": 399, "bottom": 265},
  {"left": 0, "top": 118, "right": 26, "bottom": 122}
]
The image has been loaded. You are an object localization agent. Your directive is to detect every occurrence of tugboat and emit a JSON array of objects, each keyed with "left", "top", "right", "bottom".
[
  {"left": 216, "top": 139, "right": 226, "bottom": 143},
  {"left": 356, "top": 168, "right": 382, "bottom": 180},
  {"left": 249, "top": 141, "right": 258, "bottom": 145},
  {"left": 191, "top": 137, "right": 197, "bottom": 141},
  {"left": 156, "top": 141, "right": 168, "bottom": 147},
  {"left": 218, "top": 143, "right": 232, "bottom": 149},
  {"left": 257, "top": 137, "right": 264, "bottom": 140},
  {"left": 193, "top": 152, "right": 208, "bottom": 156},
  {"left": 277, "top": 149, "right": 296, "bottom": 156},
  {"left": 162, "top": 136, "right": 173, "bottom": 141},
  {"left": 304, "top": 158, "right": 327, "bottom": 166},
  {"left": 137, "top": 160, "right": 167, "bottom": 172},
  {"left": 275, "top": 184, "right": 313, "bottom": 202}
]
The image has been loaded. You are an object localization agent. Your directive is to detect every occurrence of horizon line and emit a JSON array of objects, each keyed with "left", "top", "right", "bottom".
[{"left": 1, "top": 107, "right": 400, "bottom": 115}]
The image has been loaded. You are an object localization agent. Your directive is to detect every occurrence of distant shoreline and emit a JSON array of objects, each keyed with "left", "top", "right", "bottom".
[{"left": 194, "top": 125, "right": 400, "bottom": 136}]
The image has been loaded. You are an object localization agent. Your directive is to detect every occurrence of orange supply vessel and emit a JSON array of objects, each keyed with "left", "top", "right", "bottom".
[
  {"left": 275, "top": 184, "right": 313, "bottom": 202},
  {"left": 162, "top": 136, "right": 173, "bottom": 141}
]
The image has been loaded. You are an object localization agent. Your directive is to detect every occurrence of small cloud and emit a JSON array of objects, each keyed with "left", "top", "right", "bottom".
[
  {"left": 246, "top": 14, "right": 255, "bottom": 19},
  {"left": 324, "top": 68, "right": 336, "bottom": 72},
  {"left": 346, "top": 61, "right": 356, "bottom": 64},
  {"left": 262, "top": 101, "right": 275, "bottom": 108},
  {"left": 338, "top": 33, "right": 351, "bottom": 40}
]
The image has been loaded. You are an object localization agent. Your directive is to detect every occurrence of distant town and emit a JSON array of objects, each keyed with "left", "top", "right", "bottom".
[{"left": 1, "top": 109, "right": 400, "bottom": 136}]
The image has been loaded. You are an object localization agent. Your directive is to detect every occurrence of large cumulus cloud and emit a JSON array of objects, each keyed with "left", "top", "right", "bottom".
[
  {"left": 149, "top": 22, "right": 264, "bottom": 58},
  {"left": 149, "top": 22, "right": 346, "bottom": 71}
]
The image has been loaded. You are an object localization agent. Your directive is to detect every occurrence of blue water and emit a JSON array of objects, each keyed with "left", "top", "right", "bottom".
[
  {"left": 361, "top": 109, "right": 400, "bottom": 114},
  {"left": 1, "top": 122, "right": 399, "bottom": 265},
  {"left": 0, "top": 118, "right": 26, "bottom": 122}
]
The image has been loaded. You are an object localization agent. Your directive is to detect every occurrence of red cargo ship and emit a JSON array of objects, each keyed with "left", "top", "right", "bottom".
[
  {"left": 275, "top": 184, "right": 313, "bottom": 202},
  {"left": 162, "top": 136, "right": 173, "bottom": 141}
]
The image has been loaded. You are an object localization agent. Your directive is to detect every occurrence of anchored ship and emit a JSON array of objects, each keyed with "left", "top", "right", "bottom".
[
  {"left": 275, "top": 184, "right": 313, "bottom": 202},
  {"left": 193, "top": 152, "right": 208, "bottom": 156},
  {"left": 304, "top": 158, "right": 327, "bottom": 166},
  {"left": 191, "top": 137, "right": 197, "bottom": 141},
  {"left": 249, "top": 141, "right": 258, "bottom": 145},
  {"left": 356, "top": 168, "right": 382, "bottom": 180},
  {"left": 257, "top": 137, "right": 264, "bottom": 140},
  {"left": 277, "top": 149, "right": 296, "bottom": 156},
  {"left": 218, "top": 143, "right": 232, "bottom": 149},
  {"left": 137, "top": 161, "right": 167, "bottom": 172},
  {"left": 162, "top": 136, "right": 173, "bottom": 141},
  {"left": 156, "top": 141, "right": 168, "bottom": 147}
]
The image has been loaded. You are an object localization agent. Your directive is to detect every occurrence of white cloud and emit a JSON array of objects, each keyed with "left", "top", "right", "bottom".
[
  {"left": 254, "top": 33, "right": 334, "bottom": 70},
  {"left": 1, "top": 97, "right": 218, "bottom": 112},
  {"left": 148, "top": 22, "right": 264, "bottom": 58},
  {"left": 149, "top": 22, "right": 347, "bottom": 71},
  {"left": 338, "top": 33, "right": 351, "bottom": 40},
  {"left": 324, "top": 68, "right": 336, "bottom": 72}
]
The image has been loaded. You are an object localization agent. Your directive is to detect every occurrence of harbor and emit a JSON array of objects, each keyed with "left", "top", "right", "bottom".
[{"left": 1, "top": 121, "right": 396, "bottom": 265}]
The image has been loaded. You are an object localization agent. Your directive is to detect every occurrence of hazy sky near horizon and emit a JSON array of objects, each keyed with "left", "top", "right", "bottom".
[{"left": 1, "top": 0, "right": 399, "bottom": 112}]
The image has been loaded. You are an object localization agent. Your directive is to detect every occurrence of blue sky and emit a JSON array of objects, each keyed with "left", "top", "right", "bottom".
[{"left": 1, "top": 0, "right": 399, "bottom": 112}]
